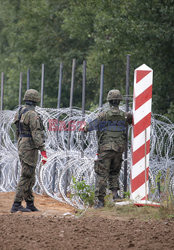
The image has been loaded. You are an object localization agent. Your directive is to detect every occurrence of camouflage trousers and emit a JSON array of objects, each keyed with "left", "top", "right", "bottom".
[
  {"left": 94, "top": 150, "right": 122, "bottom": 201},
  {"left": 14, "top": 160, "right": 36, "bottom": 203}
]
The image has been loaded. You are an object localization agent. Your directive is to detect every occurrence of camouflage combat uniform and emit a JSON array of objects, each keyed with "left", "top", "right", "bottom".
[
  {"left": 92, "top": 106, "right": 132, "bottom": 202},
  {"left": 13, "top": 104, "right": 45, "bottom": 203},
  {"left": 85, "top": 90, "right": 132, "bottom": 205}
]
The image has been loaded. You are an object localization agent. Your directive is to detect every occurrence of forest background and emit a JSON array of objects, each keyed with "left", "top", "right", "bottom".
[{"left": 0, "top": 0, "right": 174, "bottom": 121}]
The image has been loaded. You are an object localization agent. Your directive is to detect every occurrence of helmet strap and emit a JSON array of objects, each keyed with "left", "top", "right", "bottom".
[{"left": 25, "top": 100, "right": 37, "bottom": 106}]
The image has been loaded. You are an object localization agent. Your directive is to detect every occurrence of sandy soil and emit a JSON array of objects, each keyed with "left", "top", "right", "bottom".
[{"left": 0, "top": 192, "right": 174, "bottom": 250}]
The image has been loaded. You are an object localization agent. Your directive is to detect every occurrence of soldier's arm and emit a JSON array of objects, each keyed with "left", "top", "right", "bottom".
[
  {"left": 28, "top": 111, "right": 46, "bottom": 151},
  {"left": 13, "top": 112, "right": 20, "bottom": 139},
  {"left": 84, "top": 111, "right": 106, "bottom": 132},
  {"left": 84, "top": 118, "right": 98, "bottom": 132}
]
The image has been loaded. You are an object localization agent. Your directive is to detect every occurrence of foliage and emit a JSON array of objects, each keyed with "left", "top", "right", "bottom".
[
  {"left": 150, "top": 169, "right": 174, "bottom": 209},
  {"left": 71, "top": 176, "right": 95, "bottom": 206},
  {"left": 0, "top": 0, "right": 174, "bottom": 120},
  {"left": 150, "top": 170, "right": 163, "bottom": 195},
  {"left": 123, "top": 191, "right": 131, "bottom": 199},
  {"left": 165, "top": 102, "right": 174, "bottom": 122}
]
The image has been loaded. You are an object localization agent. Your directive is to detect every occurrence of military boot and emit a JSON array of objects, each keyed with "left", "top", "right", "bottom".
[
  {"left": 112, "top": 189, "right": 122, "bottom": 201},
  {"left": 11, "top": 202, "right": 31, "bottom": 213},
  {"left": 93, "top": 198, "right": 104, "bottom": 209},
  {"left": 26, "top": 201, "right": 39, "bottom": 212}
]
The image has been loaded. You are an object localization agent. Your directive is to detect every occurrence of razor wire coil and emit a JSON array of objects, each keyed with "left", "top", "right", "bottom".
[{"left": 0, "top": 106, "right": 174, "bottom": 208}]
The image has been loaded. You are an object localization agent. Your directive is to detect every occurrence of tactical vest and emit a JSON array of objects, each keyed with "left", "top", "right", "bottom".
[
  {"left": 97, "top": 108, "right": 126, "bottom": 144},
  {"left": 17, "top": 107, "right": 32, "bottom": 138}
]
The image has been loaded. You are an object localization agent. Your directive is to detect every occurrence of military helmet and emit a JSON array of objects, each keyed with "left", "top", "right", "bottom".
[
  {"left": 107, "top": 89, "right": 122, "bottom": 101},
  {"left": 23, "top": 89, "right": 40, "bottom": 103}
]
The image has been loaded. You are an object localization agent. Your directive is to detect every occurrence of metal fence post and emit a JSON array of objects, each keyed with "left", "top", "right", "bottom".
[
  {"left": 40, "top": 64, "right": 45, "bottom": 108},
  {"left": 81, "top": 60, "right": 86, "bottom": 158},
  {"left": 99, "top": 64, "right": 104, "bottom": 108},
  {"left": 27, "top": 69, "right": 30, "bottom": 90},
  {"left": 1, "top": 72, "right": 4, "bottom": 111},
  {"left": 67, "top": 59, "right": 76, "bottom": 150},
  {"left": 65, "top": 59, "right": 76, "bottom": 195},
  {"left": 0, "top": 72, "right": 4, "bottom": 144},
  {"left": 52, "top": 63, "right": 63, "bottom": 192},
  {"left": 19, "top": 72, "right": 23, "bottom": 106},
  {"left": 57, "top": 62, "right": 63, "bottom": 109},
  {"left": 0, "top": 73, "right": 4, "bottom": 180},
  {"left": 124, "top": 54, "right": 130, "bottom": 195}
]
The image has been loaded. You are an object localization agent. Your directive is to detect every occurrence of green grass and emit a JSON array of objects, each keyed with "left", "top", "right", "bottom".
[{"left": 79, "top": 200, "right": 174, "bottom": 221}]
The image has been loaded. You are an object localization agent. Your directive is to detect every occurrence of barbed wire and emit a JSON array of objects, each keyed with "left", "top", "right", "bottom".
[{"left": 0, "top": 106, "right": 173, "bottom": 208}]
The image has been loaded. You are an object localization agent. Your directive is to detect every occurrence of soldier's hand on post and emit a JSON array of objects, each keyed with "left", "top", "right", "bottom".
[{"left": 126, "top": 112, "right": 133, "bottom": 125}]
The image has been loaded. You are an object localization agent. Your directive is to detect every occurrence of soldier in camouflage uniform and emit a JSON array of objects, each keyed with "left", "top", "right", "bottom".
[
  {"left": 84, "top": 90, "right": 132, "bottom": 208},
  {"left": 11, "top": 89, "right": 47, "bottom": 213}
]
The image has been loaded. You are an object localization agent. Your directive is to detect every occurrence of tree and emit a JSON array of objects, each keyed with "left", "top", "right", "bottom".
[{"left": 0, "top": 0, "right": 173, "bottom": 119}]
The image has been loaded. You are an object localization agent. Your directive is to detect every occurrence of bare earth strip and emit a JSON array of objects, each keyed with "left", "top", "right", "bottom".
[{"left": 0, "top": 192, "right": 174, "bottom": 250}]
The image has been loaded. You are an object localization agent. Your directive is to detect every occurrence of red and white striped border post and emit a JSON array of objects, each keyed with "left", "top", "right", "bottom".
[{"left": 131, "top": 64, "right": 153, "bottom": 201}]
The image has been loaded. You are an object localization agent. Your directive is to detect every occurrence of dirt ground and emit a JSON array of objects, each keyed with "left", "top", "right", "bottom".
[{"left": 0, "top": 192, "right": 174, "bottom": 250}]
